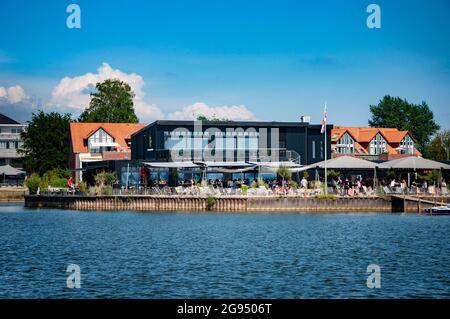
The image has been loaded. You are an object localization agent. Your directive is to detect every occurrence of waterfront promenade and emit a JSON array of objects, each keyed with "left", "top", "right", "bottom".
[{"left": 24, "top": 193, "right": 450, "bottom": 213}]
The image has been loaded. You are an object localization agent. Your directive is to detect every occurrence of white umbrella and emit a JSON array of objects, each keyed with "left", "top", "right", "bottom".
[
  {"left": 378, "top": 156, "right": 450, "bottom": 170},
  {"left": 0, "top": 164, "right": 25, "bottom": 176},
  {"left": 290, "top": 155, "right": 378, "bottom": 172}
]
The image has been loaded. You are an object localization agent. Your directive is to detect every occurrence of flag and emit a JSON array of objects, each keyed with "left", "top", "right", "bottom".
[{"left": 320, "top": 105, "right": 327, "bottom": 134}]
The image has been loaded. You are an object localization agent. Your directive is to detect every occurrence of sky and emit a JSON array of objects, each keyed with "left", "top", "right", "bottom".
[{"left": 0, "top": 0, "right": 449, "bottom": 128}]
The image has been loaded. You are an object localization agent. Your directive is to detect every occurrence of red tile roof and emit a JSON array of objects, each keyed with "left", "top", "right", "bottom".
[
  {"left": 69, "top": 123, "right": 146, "bottom": 154},
  {"left": 332, "top": 126, "right": 419, "bottom": 156}
]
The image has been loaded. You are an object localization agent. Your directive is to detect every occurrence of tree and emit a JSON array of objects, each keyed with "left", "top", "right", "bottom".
[
  {"left": 78, "top": 79, "right": 139, "bottom": 123},
  {"left": 368, "top": 95, "right": 440, "bottom": 152},
  {"left": 196, "top": 114, "right": 230, "bottom": 122},
  {"left": 425, "top": 130, "right": 450, "bottom": 161},
  {"left": 19, "top": 111, "right": 71, "bottom": 175}
]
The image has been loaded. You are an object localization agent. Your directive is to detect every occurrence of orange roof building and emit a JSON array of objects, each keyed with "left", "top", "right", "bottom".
[
  {"left": 331, "top": 126, "right": 421, "bottom": 160},
  {"left": 69, "top": 123, "right": 146, "bottom": 182}
]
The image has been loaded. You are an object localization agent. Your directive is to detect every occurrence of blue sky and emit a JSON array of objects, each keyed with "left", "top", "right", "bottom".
[{"left": 0, "top": 0, "right": 449, "bottom": 128}]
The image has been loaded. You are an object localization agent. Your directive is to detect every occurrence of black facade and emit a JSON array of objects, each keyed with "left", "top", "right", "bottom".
[{"left": 131, "top": 120, "right": 332, "bottom": 165}]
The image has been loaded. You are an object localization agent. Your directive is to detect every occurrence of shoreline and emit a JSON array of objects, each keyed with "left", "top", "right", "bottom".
[{"left": 24, "top": 194, "right": 450, "bottom": 213}]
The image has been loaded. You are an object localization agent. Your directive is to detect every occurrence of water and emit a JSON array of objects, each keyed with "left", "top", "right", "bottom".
[{"left": 0, "top": 203, "right": 449, "bottom": 298}]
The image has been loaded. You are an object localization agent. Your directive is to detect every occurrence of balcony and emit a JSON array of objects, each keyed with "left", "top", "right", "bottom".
[{"left": 0, "top": 148, "right": 20, "bottom": 158}]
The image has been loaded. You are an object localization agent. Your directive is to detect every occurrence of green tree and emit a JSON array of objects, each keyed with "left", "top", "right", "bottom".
[
  {"left": 19, "top": 111, "right": 71, "bottom": 175},
  {"left": 425, "top": 130, "right": 450, "bottom": 161},
  {"left": 196, "top": 114, "right": 229, "bottom": 122},
  {"left": 78, "top": 79, "right": 139, "bottom": 123},
  {"left": 368, "top": 95, "right": 440, "bottom": 152}
]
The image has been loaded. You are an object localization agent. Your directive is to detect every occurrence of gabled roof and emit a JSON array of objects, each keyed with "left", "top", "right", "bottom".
[
  {"left": 0, "top": 113, "right": 20, "bottom": 125},
  {"left": 69, "top": 123, "right": 146, "bottom": 153},
  {"left": 332, "top": 127, "right": 415, "bottom": 143}
]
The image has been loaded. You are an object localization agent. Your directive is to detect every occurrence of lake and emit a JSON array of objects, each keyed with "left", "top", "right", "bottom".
[{"left": 0, "top": 203, "right": 449, "bottom": 298}]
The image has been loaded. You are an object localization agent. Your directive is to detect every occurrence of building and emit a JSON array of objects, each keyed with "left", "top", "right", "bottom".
[
  {"left": 69, "top": 122, "right": 146, "bottom": 182},
  {"left": 82, "top": 119, "right": 332, "bottom": 187},
  {"left": 331, "top": 126, "right": 421, "bottom": 160},
  {"left": 131, "top": 120, "right": 332, "bottom": 165},
  {"left": 0, "top": 113, "right": 27, "bottom": 168}
]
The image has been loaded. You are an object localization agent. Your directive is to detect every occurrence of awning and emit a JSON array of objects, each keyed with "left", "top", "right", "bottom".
[
  {"left": 248, "top": 161, "right": 302, "bottom": 168},
  {"left": 195, "top": 161, "right": 254, "bottom": 168},
  {"left": 378, "top": 156, "right": 450, "bottom": 170},
  {"left": 143, "top": 162, "right": 200, "bottom": 168},
  {"left": 0, "top": 164, "right": 26, "bottom": 176},
  {"left": 89, "top": 141, "right": 120, "bottom": 148}
]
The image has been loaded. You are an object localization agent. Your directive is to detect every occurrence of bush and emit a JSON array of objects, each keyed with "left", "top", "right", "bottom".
[
  {"left": 206, "top": 195, "right": 216, "bottom": 210},
  {"left": 25, "top": 173, "right": 41, "bottom": 194},
  {"left": 41, "top": 168, "right": 70, "bottom": 188},
  {"left": 289, "top": 180, "right": 298, "bottom": 189},
  {"left": 88, "top": 186, "right": 98, "bottom": 195},
  {"left": 94, "top": 171, "right": 117, "bottom": 195},
  {"left": 257, "top": 179, "right": 268, "bottom": 189},
  {"left": 241, "top": 184, "right": 248, "bottom": 195},
  {"left": 315, "top": 194, "right": 336, "bottom": 200},
  {"left": 102, "top": 185, "right": 113, "bottom": 195},
  {"left": 78, "top": 181, "right": 87, "bottom": 193}
]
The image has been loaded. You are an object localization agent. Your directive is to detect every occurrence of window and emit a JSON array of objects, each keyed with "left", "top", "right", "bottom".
[
  {"left": 0, "top": 141, "right": 7, "bottom": 149},
  {"left": 148, "top": 136, "right": 153, "bottom": 149},
  {"left": 400, "top": 135, "right": 414, "bottom": 155},
  {"left": 336, "top": 133, "right": 355, "bottom": 154},
  {"left": 88, "top": 128, "right": 114, "bottom": 153},
  {"left": 369, "top": 133, "right": 387, "bottom": 155}
]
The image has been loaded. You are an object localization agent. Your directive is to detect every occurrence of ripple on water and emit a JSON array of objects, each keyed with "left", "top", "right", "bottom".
[{"left": 0, "top": 204, "right": 449, "bottom": 298}]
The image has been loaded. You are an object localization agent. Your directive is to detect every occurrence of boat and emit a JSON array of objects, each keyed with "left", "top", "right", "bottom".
[{"left": 424, "top": 204, "right": 450, "bottom": 215}]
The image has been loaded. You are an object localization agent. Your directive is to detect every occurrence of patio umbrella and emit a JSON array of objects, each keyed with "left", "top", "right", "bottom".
[{"left": 378, "top": 156, "right": 450, "bottom": 170}]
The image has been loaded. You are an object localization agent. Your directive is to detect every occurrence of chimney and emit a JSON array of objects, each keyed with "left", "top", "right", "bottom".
[{"left": 300, "top": 116, "right": 311, "bottom": 123}]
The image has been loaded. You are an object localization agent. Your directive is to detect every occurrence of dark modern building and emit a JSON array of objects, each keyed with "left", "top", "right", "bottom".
[
  {"left": 83, "top": 119, "right": 332, "bottom": 187},
  {"left": 131, "top": 120, "right": 332, "bottom": 165}
]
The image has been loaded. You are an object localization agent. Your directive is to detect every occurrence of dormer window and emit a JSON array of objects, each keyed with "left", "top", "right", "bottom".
[
  {"left": 400, "top": 135, "right": 414, "bottom": 155},
  {"left": 369, "top": 133, "right": 387, "bottom": 155},
  {"left": 88, "top": 128, "right": 117, "bottom": 153},
  {"left": 336, "top": 132, "right": 354, "bottom": 154}
]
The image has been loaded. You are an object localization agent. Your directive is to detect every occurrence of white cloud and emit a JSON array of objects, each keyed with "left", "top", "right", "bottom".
[
  {"left": 49, "top": 63, "right": 163, "bottom": 121},
  {"left": 39, "top": 62, "right": 256, "bottom": 123},
  {"left": 0, "top": 85, "right": 28, "bottom": 104},
  {"left": 167, "top": 102, "right": 255, "bottom": 121}
]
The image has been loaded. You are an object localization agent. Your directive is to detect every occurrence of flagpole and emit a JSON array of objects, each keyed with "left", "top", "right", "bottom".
[{"left": 324, "top": 103, "right": 327, "bottom": 195}]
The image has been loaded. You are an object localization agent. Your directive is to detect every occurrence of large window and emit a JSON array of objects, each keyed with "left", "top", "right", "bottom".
[
  {"left": 400, "top": 135, "right": 414, "bottom": 155},
  {"left": 336, "top": 132, "right": 354, "bottom": 154},
  {"left": 369, "top": 133, "right": 387, "bottom": 155},
  {"left": 88, "top": 129, "right": 114, "bottom": 153}
]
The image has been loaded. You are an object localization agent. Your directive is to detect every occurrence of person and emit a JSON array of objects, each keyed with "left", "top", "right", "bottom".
[
  {"left": 67, "top": 176, "right": 74, "bottom": 194},
  {"left": 390, "top": 179, "right": 396, "bottom": 192},
  {"left": 301, "top": 176, "right": 308, "bottom": 189}
]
